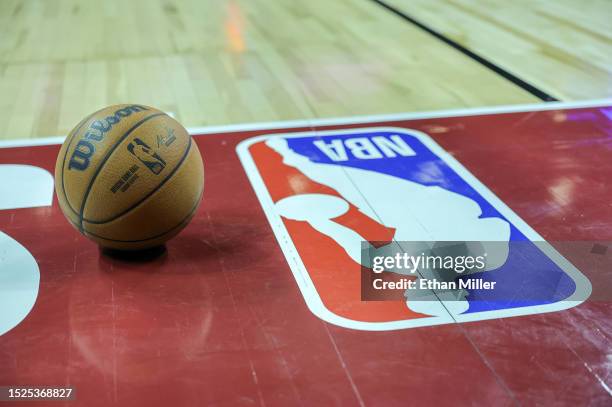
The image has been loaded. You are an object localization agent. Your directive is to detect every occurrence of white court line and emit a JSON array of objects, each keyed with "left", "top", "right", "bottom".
[
  {"left": 0, "top": 98, "right": 610, "bottom": 149},
  {"left": 0, "top": 136, "right": 67, "bottom": 148}
]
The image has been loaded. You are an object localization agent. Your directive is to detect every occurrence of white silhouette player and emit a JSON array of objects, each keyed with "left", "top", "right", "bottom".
[
  {"left": 0, "top": 165, "right": 51, "bottom": 335},
  {"left": 268, "top": 137, "right": 510, "bottom": 317}
]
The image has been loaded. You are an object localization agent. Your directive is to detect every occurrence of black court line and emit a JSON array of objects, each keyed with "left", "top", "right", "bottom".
[{"left": 369, "top": 0, "right": 559, "bottom": 102}]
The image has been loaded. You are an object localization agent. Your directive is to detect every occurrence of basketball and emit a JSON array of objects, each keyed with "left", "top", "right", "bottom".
[{"left": 54, "top": 104, "right": 204, "bottom": 250}]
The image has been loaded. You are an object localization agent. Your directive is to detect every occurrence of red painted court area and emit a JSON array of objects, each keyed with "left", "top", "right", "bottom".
[{"left": 0, "top": 103, "right": 611, "bottom": 406}]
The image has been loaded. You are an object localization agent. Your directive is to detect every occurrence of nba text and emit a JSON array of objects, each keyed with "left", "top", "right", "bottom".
[{"left": 313, "top": 135, "right": 416, "bottom": 161}]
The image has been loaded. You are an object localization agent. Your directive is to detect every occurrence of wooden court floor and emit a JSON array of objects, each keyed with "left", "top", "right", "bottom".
[{"left": 0, "top": 0, "right": 610, "bottom": 140}]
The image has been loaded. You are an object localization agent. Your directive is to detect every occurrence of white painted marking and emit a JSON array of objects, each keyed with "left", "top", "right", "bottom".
[
  {"left": 0, "top": 164, "right": 53, "bottom": 335},
  {"left": 0, "top": 98, "right": 610, "bottom": 148},
  {"left": 0, "top": 233, "right": 40, "bottom": 336},
  {"left": 0, "top": 165, "right": 54, "bottom": 210}
]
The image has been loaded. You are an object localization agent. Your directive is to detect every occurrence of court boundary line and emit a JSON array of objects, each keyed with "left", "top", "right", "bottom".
[
  {"left": 0, "top": 98, "right": 610, "bottom": 148},
  {"left": 367, "top": 0, "right": 559, "bottom": 102}
]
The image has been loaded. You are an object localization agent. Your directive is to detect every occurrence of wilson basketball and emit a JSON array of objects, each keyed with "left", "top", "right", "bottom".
[{"left": 54, "top": 104, "right": 204, "bottom": 250}]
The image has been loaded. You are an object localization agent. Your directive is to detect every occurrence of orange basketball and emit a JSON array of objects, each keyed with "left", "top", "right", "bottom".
[{"left": 54, "top": 104, "right": 204, "bottom": 250}]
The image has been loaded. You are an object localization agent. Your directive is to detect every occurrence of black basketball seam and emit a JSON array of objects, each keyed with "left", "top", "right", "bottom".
[
  {"left": 79, "top": 188, "right": 203, "bottom": 243},
  {"left": 77, "top": 112, "right": 166, "bottom": 232},
  {"left": 84, "top": 136, "right": 193, "bottom": 225},
  {"left": 60, "top": 107, "right": 109, "bottom": 216}
]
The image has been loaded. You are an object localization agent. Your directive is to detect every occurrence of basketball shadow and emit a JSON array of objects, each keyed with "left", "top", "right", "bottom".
[
  {"left": 101, "top": 245, "right": 168, "bottom": 263},
  {"left": 96, "top": 211, "right": 273, "bottom": 273},
  {"left": 98, "top": 245, "right": 169, "bottom": 274}
]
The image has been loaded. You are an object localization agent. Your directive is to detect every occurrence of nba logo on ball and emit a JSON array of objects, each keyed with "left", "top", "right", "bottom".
[
  {"left": 237, "top": 128, "right": 592, "bottom": 331},
  {"left": 127, "top": 138, "right": 167, "bottom": 175}
]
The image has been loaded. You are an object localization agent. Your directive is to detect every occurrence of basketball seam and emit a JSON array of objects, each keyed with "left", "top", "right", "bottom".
[
  {"left": 77, "top": 112, "right": 166, "bottom": 232},
  {"left": 84, "top": 136, "right": 193, "bottom": 225},
  {"left": 60, "top": 107, "right": 110, "bottom": 216},
  {"left": 74, "top": 187, "right": 203, "bottom": 243}
]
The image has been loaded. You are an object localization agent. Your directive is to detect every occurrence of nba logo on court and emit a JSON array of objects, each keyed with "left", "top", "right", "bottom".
[{"left": 238, "top": 128, "right": 592, "bottom": 331}]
